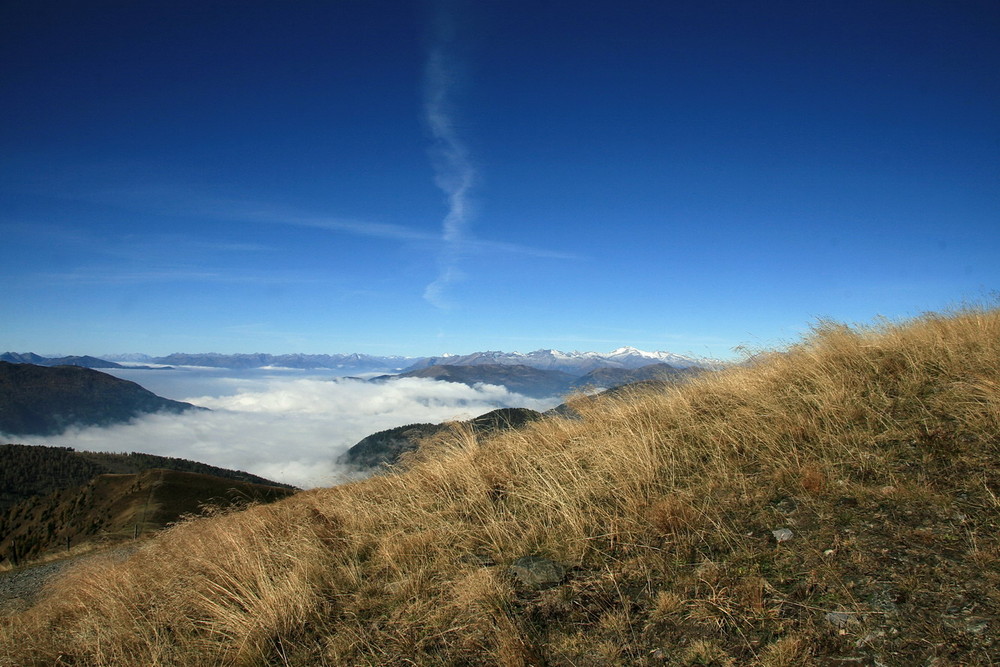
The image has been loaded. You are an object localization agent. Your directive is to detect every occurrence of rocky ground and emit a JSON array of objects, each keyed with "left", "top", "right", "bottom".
[{"left": 0, "top": 545, "right": 139, "bottom": 614}]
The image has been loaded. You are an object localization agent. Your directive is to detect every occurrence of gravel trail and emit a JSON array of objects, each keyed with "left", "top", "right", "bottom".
[
  {"left": 0, "top": 559, "right": 75, "bottom": 613},
  {"left": 0, "top": 545, "right": 140, "bottom": 614}
]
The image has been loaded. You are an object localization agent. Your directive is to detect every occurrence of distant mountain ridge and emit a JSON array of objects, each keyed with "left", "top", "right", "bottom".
[
  {"left": 7, "top": 348, "right": 723, "bottom": 378},
  {"left": 93, "top": 347, "right": 723, "bottom": 374},
  {"left": 0, "top": 352, "right": 124, "bottom": 369},
  {"left": 135, "top": 352, "right": 416, "bottom": 373},
  {"left": 403, "top": 347, "right": 720, "bottom": 375}
]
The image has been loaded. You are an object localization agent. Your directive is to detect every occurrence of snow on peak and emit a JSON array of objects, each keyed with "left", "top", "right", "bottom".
[{"left": 608, "top": 346, "right": 674, "bottom": 360}]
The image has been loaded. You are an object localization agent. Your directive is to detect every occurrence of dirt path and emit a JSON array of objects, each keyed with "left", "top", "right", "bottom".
[{"left": 0, "top": 544, "right": 140, "bottom": 614}]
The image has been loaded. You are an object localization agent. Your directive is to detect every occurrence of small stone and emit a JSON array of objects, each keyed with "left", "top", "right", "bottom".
[
  {"left": 825, "top": 611, "right": 857, "bottom": 628},
  {"left": 964, "top": 618, "right": 989, "bottom": 635},
  {"left": 772, "top": 528, "right": 793, "bottom": 543},
  {"left": 856, "top": 630, "right": 885, "bottom": 647},
  {"left": 509, "top": 555, "right": 566, "bottom": 589}
]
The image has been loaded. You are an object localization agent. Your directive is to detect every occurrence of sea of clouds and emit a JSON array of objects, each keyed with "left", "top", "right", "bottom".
[{"left": 11, "top": 368, "right": 562, "bottom": 489}]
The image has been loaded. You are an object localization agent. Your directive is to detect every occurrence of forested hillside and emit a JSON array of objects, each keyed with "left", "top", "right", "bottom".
[
  {"left": 0, "top": 444, "right": 297, "bottom": 566},
  {"left": 1, "top": 469, "right": 295, "bottom": 565},
  {"left": 0, "top": 444, "right": 292, "bottom": 512}
]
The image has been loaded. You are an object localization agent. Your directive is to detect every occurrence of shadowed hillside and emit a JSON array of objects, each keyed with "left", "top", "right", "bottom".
[
  {"left": 0, "top": 362, "right": 201, "bottom": 436},
  {"left": 0, "top": 469, "right": 295, "bottom": 566},
  {"left": 568, "top": 362, "right": 702, "bottom": 391},
  {"left": 2, "top": 309, "right": 998, "bottom": 665},
  {"left": 0, "top": 444, "right": 293, "bottom": 513},
  {"left": 0, "top": 445, "right": 296, "bottom": 567},
  {"left": 0, "top": 353, "right": 124, "bottom": 369},
  {"left": 339, "top": 407, "right": 544, "bottom": 469}
]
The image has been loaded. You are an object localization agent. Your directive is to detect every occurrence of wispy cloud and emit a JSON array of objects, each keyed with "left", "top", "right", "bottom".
[
  {"left": 240, "top": 210, "right": 439, "bottom": 244},
  {"left": 0, "top": 221, "right": 272, "bottom": 259},
  {"left": 239, "top": 208, "right": 579, "bottom": 260},
  {"left": 34, "top": 268, "right": 329, "bottom": 287},
  {"left": 421, "top": 5, "right": 476, "bottom": 309}
]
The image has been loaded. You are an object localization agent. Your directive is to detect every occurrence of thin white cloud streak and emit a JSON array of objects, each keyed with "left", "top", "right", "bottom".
[
  {"left": 0, "top": 221, "right": 271, "bottom": 264},
  {"left": 6, "top": 376, "right": 561, "bottom": 489},
  {"left": 460, "top": 238, "right": 578, "bottom": 260},
  {"left": 258, "top": 212, "right": 578, "bottom": 260},
  {"left": 249, "top": 211, "right": 438, "bottom": 243},
  {"left": 192, "top": 202, "right": 580, "bottom": 260},
  {"left": 422, "top": 8, "right": 477, "bottom": 309},
  {"left": 33, "top": 268, "right": 330, "bottom": 287},
  {"left": 4, "top": 183, "right": 579, "bottom": 264}
]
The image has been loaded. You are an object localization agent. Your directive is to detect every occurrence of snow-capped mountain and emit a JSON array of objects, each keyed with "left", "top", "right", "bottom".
[
  {"left": 404, "top": 348, "right": 721, "bottom": 376},
  {"left": 603, "top": 347, "right": 715, "bottom": 370}
]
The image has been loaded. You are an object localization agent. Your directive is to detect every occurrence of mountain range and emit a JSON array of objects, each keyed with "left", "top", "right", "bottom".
[
  {"left": 6, "top": 348, "right": 723, "bottom": 375},
  {"left": 0, "top": 352, "right": 126, "bottom": 369},
  {"left": 92, "top": 347, "right": 723, "bottom": 374},
  {"left": 405, "top": 347, "right": 719, "bottom": 374},
  {"left": 139, "top": 352, "right": 414, "bottom": 372}
]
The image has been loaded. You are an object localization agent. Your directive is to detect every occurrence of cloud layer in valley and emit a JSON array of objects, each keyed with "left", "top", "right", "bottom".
[{"left": 6, "top": 375, "right": 561, "bottom": 489}]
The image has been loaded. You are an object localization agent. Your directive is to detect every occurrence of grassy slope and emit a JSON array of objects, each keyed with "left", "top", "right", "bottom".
[{"left": 2, "top": 309, "right": 999, "bottom": 665}]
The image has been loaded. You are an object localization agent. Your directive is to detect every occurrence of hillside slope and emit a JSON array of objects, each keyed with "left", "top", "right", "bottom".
[
  {"left": 0, "top": 469, "right": 296, "bottom": 566},
  {"left": 569, "top": 362, "right": 702, "bottom": 390},
  {"left": 339, "top": 407, "right": 544, "bottom": 469},
  {"left": 2, "top": 309, "right": 998, "bottom": 665},
  {"left": 0, "top": 444, "right": 293, "bottom": 513},
  {"left": 0, "top": 362, "right": 201, "bottom": 436}
]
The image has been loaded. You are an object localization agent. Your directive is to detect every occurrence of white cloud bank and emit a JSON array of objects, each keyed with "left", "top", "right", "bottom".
[{"left": 6, "top": 376, "right": 561, "bottom": 489}]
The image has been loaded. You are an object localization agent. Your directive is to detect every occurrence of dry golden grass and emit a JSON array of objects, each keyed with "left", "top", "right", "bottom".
[{"left": 2, "top": 307, "right": 999, "bottom": 665}]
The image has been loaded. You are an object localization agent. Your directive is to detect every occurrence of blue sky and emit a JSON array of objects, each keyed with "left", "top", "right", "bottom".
[{"left": 2, "top": 0, "right": 998, "bottom": 359}]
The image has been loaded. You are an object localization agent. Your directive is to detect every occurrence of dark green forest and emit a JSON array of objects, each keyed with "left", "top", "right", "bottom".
[
  {"left": 1, "top": 444, "right": 293, "bottom": 512},
  {"left": 1, "top": 444, "right": 297, "bottom": 565}
]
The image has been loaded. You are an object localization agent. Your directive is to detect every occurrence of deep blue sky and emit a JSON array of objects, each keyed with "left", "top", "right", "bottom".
[{"left": 2, "top": 1, "right": 998, "bottom": 359}]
